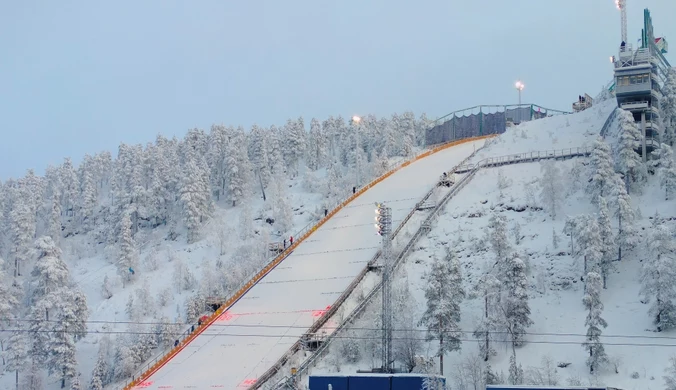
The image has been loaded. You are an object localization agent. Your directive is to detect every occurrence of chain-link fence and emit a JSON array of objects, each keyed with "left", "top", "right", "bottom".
[{"left": 426, "top": 104, "right": 569, "bottom": 147}]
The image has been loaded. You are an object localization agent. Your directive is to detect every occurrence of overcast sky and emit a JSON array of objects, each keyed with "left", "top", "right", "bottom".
[{"left": 0, "top": 0, "right": 674, "bottom": 179}]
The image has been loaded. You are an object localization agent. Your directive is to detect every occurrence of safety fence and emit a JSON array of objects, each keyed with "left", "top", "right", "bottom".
[
  {"left": 248, "top": 136, "right": 494, "bottom": 390},
  {"left": 119, "top": 135, "right": 493, "bottom": 390},
  {"left": 274, "top": 144, "right": 595, "bottom": 389},
  {"left": 426, "top": 103, "right": 571, "bottom": 147}
]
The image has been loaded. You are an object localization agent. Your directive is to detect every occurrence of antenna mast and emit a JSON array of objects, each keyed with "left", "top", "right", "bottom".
[{"left": 616, "top": 0, "right": 627, "bottom": 43}]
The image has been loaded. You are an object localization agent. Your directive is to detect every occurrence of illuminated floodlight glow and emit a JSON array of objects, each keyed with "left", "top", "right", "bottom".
[
  {"left": 239, "top": 379, "right": 258, "bottom": 387},
  {"left": 515, "top": 80, "right": 525, "bottom": 91},
  {"left": 352, "top": 115, "right": 361, "bottom": 123},
  {"left": 216, "top": 311, "right": 235, "bottom": 322}
]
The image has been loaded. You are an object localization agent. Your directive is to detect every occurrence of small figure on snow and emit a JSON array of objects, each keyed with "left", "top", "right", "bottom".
[
  {"left": 324, "top": 208, "right": 328, "bottom": 217},
  {"left": 290, "top": 236, "right": 294, "bottom": 245},
  {"left": 174, "top": 339, "right": 179, "bottom": 347},
  {"left": 283, "top": 238, "right": 287, "bottom": 248},
  {"left": 352, "top": 186, "right": 356, "bottom": 194}
]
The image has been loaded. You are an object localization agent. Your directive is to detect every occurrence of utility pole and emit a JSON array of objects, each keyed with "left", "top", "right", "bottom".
[{"left": 375, "top": 202, "right": 393, "bottom": 372}]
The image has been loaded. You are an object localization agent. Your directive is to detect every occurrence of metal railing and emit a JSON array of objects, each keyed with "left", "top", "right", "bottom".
[
  {"left": 454, "top": 146, "right": 593, "bottom": 174},
  {"left": 600, "top": 107, "right": 620, "bottom": 138}
]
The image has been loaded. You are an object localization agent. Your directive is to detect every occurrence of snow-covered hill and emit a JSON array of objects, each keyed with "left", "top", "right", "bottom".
[
  {"left": 0, "top": 113, "right": 432, "bottom": 390},
  {"left": 305, "top": 99, "right": 676, "bottom": 390}
]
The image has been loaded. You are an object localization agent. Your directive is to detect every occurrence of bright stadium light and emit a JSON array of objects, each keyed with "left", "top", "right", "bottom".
[{"left": 515, "top": 80, "right": 525, "bottom": 105}]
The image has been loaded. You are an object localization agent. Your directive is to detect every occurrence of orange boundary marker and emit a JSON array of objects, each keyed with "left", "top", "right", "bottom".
[{"left": 123, "top": 135, "right": 493, "bottom": 390}]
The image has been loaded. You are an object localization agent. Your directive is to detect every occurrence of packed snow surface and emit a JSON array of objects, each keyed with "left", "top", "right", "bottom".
[{"left": 136, "top": 140, "right": 485, "bottom": 389}]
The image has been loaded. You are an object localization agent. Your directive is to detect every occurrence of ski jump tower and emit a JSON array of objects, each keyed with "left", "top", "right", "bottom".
[{"left": 612, "top": 2, "right": 671, "bottom": 161}]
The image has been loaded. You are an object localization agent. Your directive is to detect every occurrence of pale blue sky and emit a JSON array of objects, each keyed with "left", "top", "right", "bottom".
[{"left": 1, "top": 0, "right": 673, "bottom": 179}]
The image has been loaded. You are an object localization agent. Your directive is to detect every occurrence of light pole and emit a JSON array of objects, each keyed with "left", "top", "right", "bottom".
[
  {"left": 351, "top": 115, "right": 362, "bottom": 188},
  {"left": 515, "top": 80, "right": 525, "bottom": 105},
  {"left": 375, "top": 202, "right": 393, "bottom": 373}
]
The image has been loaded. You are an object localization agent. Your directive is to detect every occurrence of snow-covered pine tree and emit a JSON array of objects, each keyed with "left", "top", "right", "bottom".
[
  {"left": 5, "top": 325, "right": 29, "bottom": 390},
  {"left": 582, "top": 271, "right": 608, "bottom": 373},
  {"left": 22, "top": 359, "right": 44, "bottom": 390},
  {"left": 225, "top": 127, "right": 252, "bottom": 207},
  {"left": 508, "top": 352, "right": 524, "bottom": 385},
  {"left": 392, "top": 270, "right": 422, "bottom": 372},
  {"left": 613, "top": 174, "right": 638, "bottom": 262},
  {"left": 472, "top": 273, "right": 502, "bottom": 361},
  {"left": 538, "top": 160, "right": 564, "bottom": 218},
  {"left": 117, "top": 211, "right": 137, "bottom": 284},
  {"left": 70, "top": 373, "right": 82, "bottom": 390},
  {"left": 502, "top": 255, "right": 533, "bottom": 351},
  {"left": 488, "top": 212, "right": 511, "bottom": 272},
  {"left": 89, "top": 346, "right": 108, "bottom": 390},
  {"left": 271, "top": 163, "right": 294, "bottom": 234},
  {"left": 283, "top": 118, "right": 306, "bottom": 177},
  {"left": 399, "top": 111, "right": 416, "bottom": 157},
  {"left": 80, "top": 158, "right": 98, "bottom": 232},
  {"left": 419, "top": 249, "right": 465, "bottom": 375},
  {"left": 0, "top": 257, "right": 19, "bottom": 330},
  {"left": 662, "top": 67, "right": 676, "bottom": 146},
  {"left": 306, "top": 118, "right": 327, "bottom": 171},
  {"left": 640, "top": 223, "right": 676, "bottom": 331},
  {"left": 587, "top": 137, "right": 616, "bottom": 206},
  {"left": 597, "top": 197, "right": 615, "bottom": 288},
  {"left": 60, "top": 157, "right": 80, "bottom": 220},
  {"left": 249, "top": 124, "right": 271, "bottom": 187},
  {"left": 416, "top": 112, "right": 432, "bottom": 147},
  {"left": 179, "top": 157, "right": 211, "bottom": 243},
  {"left": 10, "top": 184, "right": 34, "bottom": 277},
  {"left": 655, "top": 144, "right": 676, "bottom": 200},
  {"left": 48, "top": 313, "right": 78, "bottom": 388},
  {"left": 614, "top": 109, "right": 646, "bottom": 192},
  {"left": 574, "top": 215, "right": 603, "bottom": 278}
]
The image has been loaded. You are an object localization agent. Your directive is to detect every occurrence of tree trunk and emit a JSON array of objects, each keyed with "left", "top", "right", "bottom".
[
  {"left": 439, "top": 318, "right": 444, "bottom": 376},
  {"left": 618, "top": 213, "right": 622, "bottom": 262},
  {"left": 15, "top": 369, "right": 18, "bottom": 390},
  {"left": 484, "top": 294, "right": 489, "bottom": 361}
]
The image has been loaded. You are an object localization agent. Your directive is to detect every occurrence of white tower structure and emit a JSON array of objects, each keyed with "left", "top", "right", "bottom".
[{"left": 616, "top": 0, "right": 627, "bottom": 43}]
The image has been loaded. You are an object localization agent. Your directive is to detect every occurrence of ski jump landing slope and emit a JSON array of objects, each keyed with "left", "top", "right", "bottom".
[{"left": 137, "top": 140, "right": 485, "bottom": 390}]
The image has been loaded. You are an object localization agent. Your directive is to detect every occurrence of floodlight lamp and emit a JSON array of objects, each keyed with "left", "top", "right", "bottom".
[
  {"left": 515, "top": 81, "right": 525, "bottom": 91},
  {"left": 352, "top": 115, "right": 361, "bottom": 123}
]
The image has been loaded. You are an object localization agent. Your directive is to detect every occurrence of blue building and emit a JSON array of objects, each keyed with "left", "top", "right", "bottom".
[{"left": 309, "top": 373, "right": 446, "bottom": 390}]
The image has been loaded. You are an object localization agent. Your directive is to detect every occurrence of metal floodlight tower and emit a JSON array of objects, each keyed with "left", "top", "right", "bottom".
[
  {"left": 616, "top": 0, "right": 627, "bottom": 43},
  {"left": 515, "top": 80, "right": 525, "bottom": 105},
  {"left": 375, "top": 202, "right": 393, "bottom": 373}
]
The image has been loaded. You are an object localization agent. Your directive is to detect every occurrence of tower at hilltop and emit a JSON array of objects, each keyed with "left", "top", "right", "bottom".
[{"left": 612, "top": 5, "right": 671, "bottom": 161}]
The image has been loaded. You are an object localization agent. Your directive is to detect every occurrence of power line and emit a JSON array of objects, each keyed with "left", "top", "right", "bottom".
[
  {"left": 0, "top": 327, "right": 674, "bottom": 348},
  {"left": 4, "top": 318, "right": 676, "bottom": 341}
]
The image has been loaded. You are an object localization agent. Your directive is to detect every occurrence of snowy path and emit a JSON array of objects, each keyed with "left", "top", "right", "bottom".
[{"left": 133, "top": 140, "right": 485, "bottom": 390}]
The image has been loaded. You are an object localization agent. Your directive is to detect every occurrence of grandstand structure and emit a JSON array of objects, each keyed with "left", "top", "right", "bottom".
[{"left": 612, "top": 8, "right": 671, "bottom": 160}]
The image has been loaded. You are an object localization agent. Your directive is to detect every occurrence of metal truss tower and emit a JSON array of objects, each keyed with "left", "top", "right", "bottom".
[
  {"left": 375, "top": 202, "right": 393, "bottom": 373},
  {"left": 616, "top": 0, "right": 627, "bottom": 43}
]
